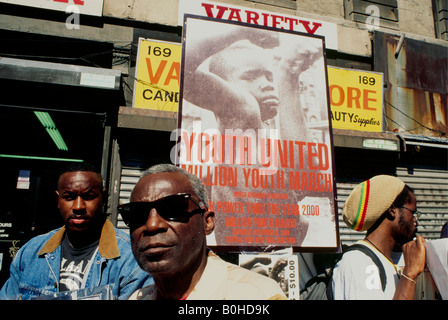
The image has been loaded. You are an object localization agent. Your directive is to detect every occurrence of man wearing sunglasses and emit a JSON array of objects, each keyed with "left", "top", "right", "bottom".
[
  {"left": 124, "top": 164, "right": 286, "bottom": 300},
  {"left": 331, "top": 175, "right": 426, "bottom": 300},
  {"left": 0, "top": 163, "right": 151, "bottom": 300}
]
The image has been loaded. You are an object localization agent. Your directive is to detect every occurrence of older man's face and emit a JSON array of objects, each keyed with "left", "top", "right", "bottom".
[{"left": 129, "top": 172, "right": 209, "bottom": 277}]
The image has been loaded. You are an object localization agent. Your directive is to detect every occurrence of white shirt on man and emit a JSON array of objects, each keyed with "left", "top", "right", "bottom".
[{"left": 331, "top": 240, "right": 403, "bottom": 300}]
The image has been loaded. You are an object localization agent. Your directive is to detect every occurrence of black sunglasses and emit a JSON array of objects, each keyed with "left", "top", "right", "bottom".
[{"left": 118, "top": 193, "right": 206, "bottom": 228}]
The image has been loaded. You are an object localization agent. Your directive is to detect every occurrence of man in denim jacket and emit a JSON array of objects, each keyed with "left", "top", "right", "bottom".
[{"left": 0, "top": 163, "right": 151, "bottom": 300}]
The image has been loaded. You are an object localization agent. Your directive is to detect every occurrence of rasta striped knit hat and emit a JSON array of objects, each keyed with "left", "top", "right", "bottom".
[{"left": 342, "top": 175, "right": 405, "bottom": 232}]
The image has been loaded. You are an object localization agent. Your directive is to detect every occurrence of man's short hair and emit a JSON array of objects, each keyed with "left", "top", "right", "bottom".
[
  {"left": 140, "top": 164, "right": 209, "bottom": 209},
  {"left": 58, "top": 162, "right": 104, "bottom": 188},
  {"left": 60, "top": 162, "right": 101, "bottom": 174}
]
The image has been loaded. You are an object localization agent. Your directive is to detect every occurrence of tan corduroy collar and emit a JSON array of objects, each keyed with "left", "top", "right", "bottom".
[{"left": 37, "top": 219, "right": 120, "bottom": 259}]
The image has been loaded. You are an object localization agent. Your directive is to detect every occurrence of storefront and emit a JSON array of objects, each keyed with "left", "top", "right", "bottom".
[
  {"left": 108, "top": 6, "right": 448, "bottom": 246},
  {"left": 332, "top": 131, "right": 448, "bottom": 244},
  {"left": 0, "top": 31, "right": 123, "bottom": 285},
  {"left": 0, "top": 0, "right": 446, "bottom": 298}
]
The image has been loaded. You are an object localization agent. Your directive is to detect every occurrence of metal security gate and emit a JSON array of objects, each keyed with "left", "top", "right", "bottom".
[
  {"left": 336, "top": 168, "right": 448, "bottom": 245},
  {"left": 396, "top": 167, "right": 448, "bottom": 240},
  {"left": 116, "top": 167, "right": 143, "bottom": 232}
]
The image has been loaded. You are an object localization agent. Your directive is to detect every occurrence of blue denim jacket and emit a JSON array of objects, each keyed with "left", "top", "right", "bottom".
[{"left": 0, "top": 220, "right": 152, "bottom": 300}]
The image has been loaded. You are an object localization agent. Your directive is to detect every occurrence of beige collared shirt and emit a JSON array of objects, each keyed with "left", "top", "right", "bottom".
[{"left": 129, "top": 250, "right": 287, "bottom": 300}]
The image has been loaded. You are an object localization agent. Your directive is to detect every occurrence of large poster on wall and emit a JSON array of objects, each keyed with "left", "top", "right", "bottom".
[{"left": 174, "top": 15, "right": 339, "bottom": 251}]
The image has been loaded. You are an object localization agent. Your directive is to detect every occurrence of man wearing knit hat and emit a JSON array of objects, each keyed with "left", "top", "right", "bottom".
[{"left": 331, "top": 175, "right": 426, "bottom": 300}]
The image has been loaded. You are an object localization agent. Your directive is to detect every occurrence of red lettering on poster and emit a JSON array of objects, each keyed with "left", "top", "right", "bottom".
[
  {"left": 202, "top": 3, "right": 228, "bottom": 19},
  {"left": 330, "top": 85, "right": 378, "bottom": 111},
  {"left": 363, "top": 89, "right": 377, "bottom": 110},
  {"left": 246, "top": 10, "right": 259, "bottom": 24},
  {"left": 298, "top": 20, "right": 322, "bottom": 34},
  {"left": 145, "top": 58, "right": 180, "bottom": 86},
  {"left": 228, "top": 7, "right": 243, "bottom": 22},
  {"left": 288, "top": 171, "right": 333, "bottom": 192},
  {"left": 200, "top": 3, "right": 323, "bottom": 34},
  {"left": 329, "top": 85, "right": 344, "bottom": 106},
  {"left": 146, "top": 58, "right": 166, "bottom": 84},
  {"left": 284, "top": 17, "right": 299, "bottom": 30},
  {"left": 347, "top": 87, "right": 361, "bottom": 109},
  {"left": 181, "top": 131, "right": 195, "bottom": 162},
  {"left": 163, "top": 62, "right": 180, "bottom": 86},
  {"left": 271, "top": 14, "right": 284, "bottom": 29}
]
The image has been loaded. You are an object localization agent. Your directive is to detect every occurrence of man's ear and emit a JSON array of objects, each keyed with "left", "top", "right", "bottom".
[
  {"left": 203, "top": 210, "right": 215, "bottom": 235},
  {"left": 55, "top": 190, "right": 60, "bottom": 208},
  {"left": 387, "top": 206, "right": 398, "bottom": 220}
]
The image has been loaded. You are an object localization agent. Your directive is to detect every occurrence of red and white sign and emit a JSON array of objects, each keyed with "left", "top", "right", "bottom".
[
  {"left": 176, "top": 16, "right": 339, "bottom": 250},
  {"left": 0, "top": 0, "right": 104, "bottom": 16},
  {"left": 178, "top": 0, "right": 338, "bottom": 50}
]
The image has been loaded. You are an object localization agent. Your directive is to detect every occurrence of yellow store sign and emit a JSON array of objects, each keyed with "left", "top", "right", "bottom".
[
  {"left": 133, "top": 39, "right": 181, "bottom": 111},
  {"left": 327, "top": 67, "right": 383, "bottom": 132}
]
